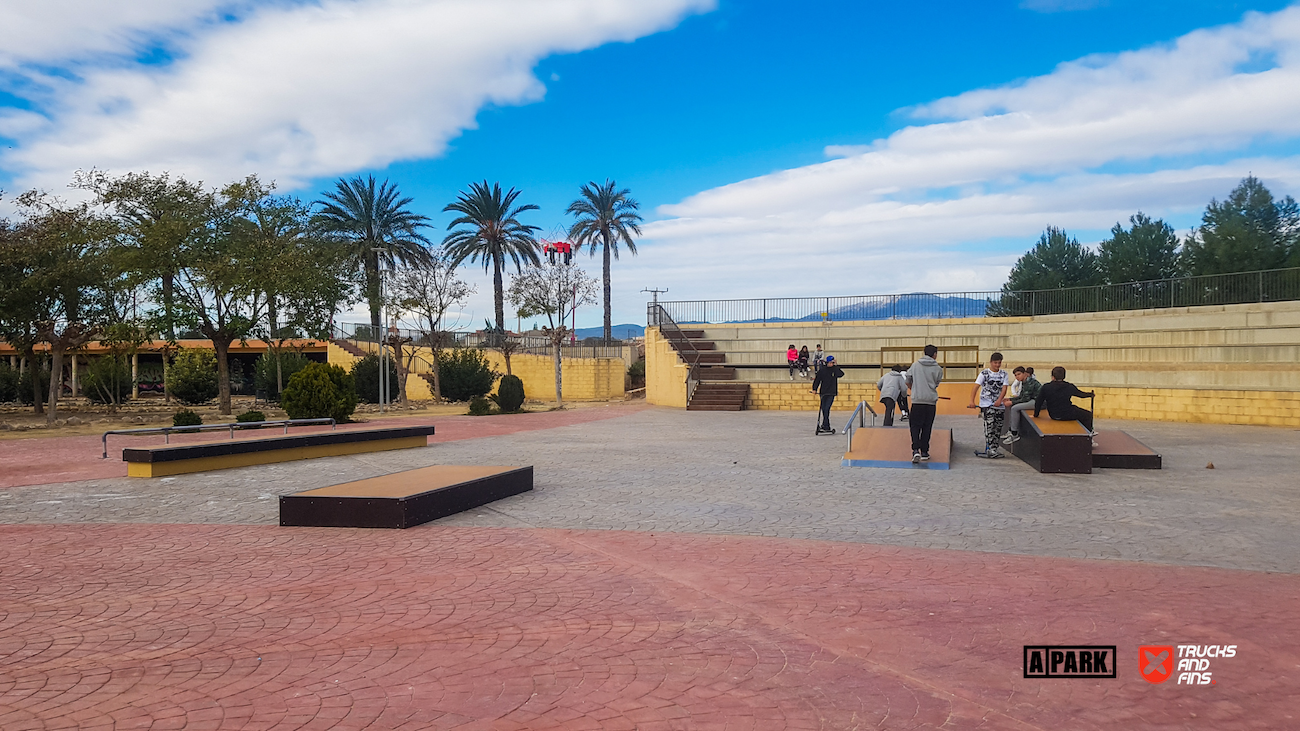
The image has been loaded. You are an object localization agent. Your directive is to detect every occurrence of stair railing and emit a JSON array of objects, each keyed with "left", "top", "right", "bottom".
[{"left": 649, "top": 304, "right": 704, "bottom": 405}]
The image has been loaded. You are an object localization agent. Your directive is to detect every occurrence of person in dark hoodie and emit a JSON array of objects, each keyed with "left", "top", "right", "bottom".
[
  {"left": 1034, "top": 366, "right": 1096, "bottom": 433},
  {"left": 811, "top": 355, "right": 845, "bottom": 433},
  {"left": 905, "top": 345, "right": 944, "bottom": 463},
  {"left": 1001, "top": 366, "right": 1042, "bottom": 445}
]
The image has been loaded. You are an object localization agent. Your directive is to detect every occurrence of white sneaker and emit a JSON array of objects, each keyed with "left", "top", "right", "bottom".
[
  {"left": 1000, "top": 433, "right": 1014, "bottom": 445},
  {"left": 911, "top": 451, "right": 921, "bottom": 464}
]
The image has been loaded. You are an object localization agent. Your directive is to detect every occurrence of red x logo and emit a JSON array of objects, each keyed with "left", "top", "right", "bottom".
[{"left": 1140, "top": 645, "right": 1174, "bottom": 684}]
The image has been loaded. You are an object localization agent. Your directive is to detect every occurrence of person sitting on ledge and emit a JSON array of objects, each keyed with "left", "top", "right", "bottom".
[
  {"left": 1001, "top": 366, "right": 1042, "bottom": 445},
  {"left": 1033, "top": 366, "right": 1096, "bottom": 434}
]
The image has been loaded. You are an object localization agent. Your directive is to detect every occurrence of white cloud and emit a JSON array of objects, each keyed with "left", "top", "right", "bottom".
[
  {"left": 0, "top": 0, "right": 712, "bottom": 189},
  {"left": 627, "top": 6, "right": 1300, "bottom": 315}
]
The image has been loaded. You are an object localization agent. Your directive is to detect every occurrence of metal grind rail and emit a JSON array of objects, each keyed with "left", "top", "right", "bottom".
[
  {"left": 101, "top": 418, "right": 336, "bottom": 459},
  {"left": 844, "top": 401, "right": 877, "bottom": 453}
]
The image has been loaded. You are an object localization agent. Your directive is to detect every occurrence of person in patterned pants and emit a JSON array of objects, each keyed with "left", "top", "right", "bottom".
[{"left": 969, "top": 353, "right": 1010, "bottom": 457}]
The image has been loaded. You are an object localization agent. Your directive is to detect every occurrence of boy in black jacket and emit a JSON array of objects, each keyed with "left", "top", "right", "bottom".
[
  {"left": 811, "top": 355, "right": 845, "bottom": 433},
  {"left": 1034, "top": 366, "right": 1096, "bottom": 433}
]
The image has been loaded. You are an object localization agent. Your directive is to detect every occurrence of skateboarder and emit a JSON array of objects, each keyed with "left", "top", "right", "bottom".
[
  {"left": 1034, "top": 366, "right": 1096, "bottom": 433},
  {"left": 905, "top": 345, "right": 943, "bottom": 463},
  {"left": 969, "top": 352, "right": 1010, "bottom": 458},
  {"left": 876, "top": 365, "right": 908, "bottom": 427},
  {"left": 811, "top": 355, "right": 845, "bottom": 433}
]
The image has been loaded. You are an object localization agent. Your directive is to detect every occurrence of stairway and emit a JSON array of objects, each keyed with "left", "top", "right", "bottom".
[
  {"left": 688, "top": 383, "right": 749, "bottom": 411},
  {"left": 332, "top": 339, "right": 370, "bottom": 358}
]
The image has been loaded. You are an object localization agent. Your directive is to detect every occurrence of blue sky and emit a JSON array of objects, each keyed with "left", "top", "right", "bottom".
[{"left": 3, "top": 0, "right": 1299, "bottom": 328}]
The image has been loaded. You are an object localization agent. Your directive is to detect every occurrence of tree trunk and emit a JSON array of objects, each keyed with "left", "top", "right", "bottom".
[
  {"left": 603, "top": 232, "right": 612, "bottom": 345},
  {"left": 503, "top": 349, "right": 512, "bottom": 376},
  {"left": 493, "top": 252, "right": 506, "bottom": 335},
  {"left": 431, "top": 355, "right": 442, "bottom": 401},
  {"left": 162, "top": 348, "right": 171, "bottom": 403},
  {"left": 162, "top": 272, "right": 176, "bottom": 340},
  {"left": 46, "top": 345, "right": 64, "bottom": 425},
  {"left": 366, "top": 253, "right": 382, "bottom": 337},
  {"left": 552, "top": 337, "right": 564, "bottom": 409},
  {"left": 30, "top": 355, "right": 43, "bottom": 415},
  {"left": 214, "top": 339, "right": 234, "bottom": 415},
  {"left": 392, "top": 337, "right": 408, "bottom": 405}
]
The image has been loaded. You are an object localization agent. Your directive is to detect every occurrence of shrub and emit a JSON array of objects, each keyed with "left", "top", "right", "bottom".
[
  {"left": 281, "top": 362, "right": 357, "bottom": 422},
  {"left": 167, "top": 349, "right": 219, "bottom": 405},
  {"left": 495, "top": 374, "right": 525, "bottom": 412},
  {"left": 173, "top": 409, "right": 203, "bottom": 427},
  {"left": 81, "top": 355, "right": 133, "bottom": 405},
  {"left": 628, "top": 359, "right": 645, "bottom": 388},
  {"left": 17, "top": 363, "right": 51, "bottom": 405},
  {"left": 0, "top": 362, "right": 17, "bottom": 402},
  {"left": 236, "top": 410, "right": 265, "bottom": 423},
  {"left": 350, "top": 354, "right": 399, "bottom": 404},
  {"left": 254, "top": 351, "right": 312, "bottom": 401},
  {"left": 468, "top": 395, "right": 494, "bottom": 416},
  {"left": 437, "top": 348, "right": 498, "bottom": 402}
]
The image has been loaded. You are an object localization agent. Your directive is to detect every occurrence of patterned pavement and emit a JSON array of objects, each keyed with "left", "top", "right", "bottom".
[{"left": 2, "top": 406, "right": 1298, "bottom": 729}]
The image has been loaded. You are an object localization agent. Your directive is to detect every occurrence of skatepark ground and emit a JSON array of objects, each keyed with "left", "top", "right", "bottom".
[{"left": 2, "top": 403, "right": 1297, "bottom": 729}]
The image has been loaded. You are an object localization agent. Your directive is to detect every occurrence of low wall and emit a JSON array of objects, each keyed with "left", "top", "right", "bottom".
[
  {"left": 328, "top": 342, "right": 624, "bottom": 403},
  {"left": 646, "top": 300, "right": 1300, "bottom": 427}
]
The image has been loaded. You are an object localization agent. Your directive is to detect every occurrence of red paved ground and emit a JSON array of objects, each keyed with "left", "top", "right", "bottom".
[
  {"left": 0, "top": 404, "right": 645, "bottom": 488},
  {"left": 1, "top": 525, "right": 1295, "bottom": 730}
]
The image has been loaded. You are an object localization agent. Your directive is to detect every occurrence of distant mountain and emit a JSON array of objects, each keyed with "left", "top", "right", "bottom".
[{"left": 571, "top": 323, "right": 645, "bottom": 340}]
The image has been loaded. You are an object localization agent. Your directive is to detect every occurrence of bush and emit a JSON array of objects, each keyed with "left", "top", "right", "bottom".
[
  {"left": 236, "top": 410, "right": 265, "bottom": 423},
  {"left": 173, "top": 409, "right": 203, "bottom": 427},
  {"left": 350, "top": 354, "right": 399, "bottom": 404},
  {"left": 17, "top": 363, "right": 51, "bottom": 405},
  {"left": 167, "top": 349, "right": 219, "bottom": 405},
  {"left": 495, "top": 374, "right": 525, "bottom": 412},
  {"left": 0, "top": 362, "right": 18, "bottom": 402},
  {"left": 628, "top": 359, "right": 645, "bottom": 388},
  {"left": 437, "top": 348, "right": 498, "bottom": 402},
  {"left": 281, "top": 362, "right": 357, "bottom": 422},
  {"left": 81, "top": 355, "right": 133, "bottom": 405},
  {"left": 468, "top": 395, "right": 495, "bottom": 416},
  {"left": 254, "top": 351, "right": 312, "bottom": 401}
]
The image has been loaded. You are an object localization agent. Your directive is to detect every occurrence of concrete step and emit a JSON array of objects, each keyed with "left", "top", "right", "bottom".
[{"left": 687, "top": 403, "right": 744, "bottom": 411}]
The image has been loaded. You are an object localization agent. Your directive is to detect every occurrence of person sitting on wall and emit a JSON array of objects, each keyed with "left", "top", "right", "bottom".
[
  {"left": 1033, "top": 366, "right": 1096, "bottom": 434},
  {"left": 787, "top": 344, "right": 798, "bottom": 381},
  {"left": 1001, "top": 366, "right": 1042, "bottom": 445}
]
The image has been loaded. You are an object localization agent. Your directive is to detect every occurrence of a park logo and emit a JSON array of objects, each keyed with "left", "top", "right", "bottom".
[
  {"left": 1139, "top": 645, "right": 1175, "bottom": 684},
  {"left": 1023, "top": 646, "right": 1117, "bottom": 678}
]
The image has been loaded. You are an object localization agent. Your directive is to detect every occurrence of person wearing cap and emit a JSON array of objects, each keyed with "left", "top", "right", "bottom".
[{"left": 811, "top": 355, "right": 845, "bottom": 433}]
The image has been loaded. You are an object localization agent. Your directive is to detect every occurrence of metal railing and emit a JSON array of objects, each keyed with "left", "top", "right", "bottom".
[
  {"left": 649, "top": 304, "right": 703, "bottom": 404},
  {"left": 844, "top": 401, "right": 877, "bottom": 454},
  {"left": 101, "top": 418, "right": 336, "bottom": 458},
  {"left": 648, "top": 267, "right": 1300, "bottom": 325},
  {"left": 331, "top": 322, "right": 631, "bottom": 360}
]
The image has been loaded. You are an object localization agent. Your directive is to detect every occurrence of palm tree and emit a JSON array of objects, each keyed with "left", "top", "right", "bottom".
[
  {"left": 567, "top": 180, "right": 643, "bottom": 343},
  {"left": 443, "top": 181, "right": 541, "bottom": 335},
  {"left": 312, "top": 175, "right": 431, "bottom": 336}
]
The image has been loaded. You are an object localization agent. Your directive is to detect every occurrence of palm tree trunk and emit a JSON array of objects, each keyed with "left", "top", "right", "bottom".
[
  {"left": 602, "top": 232, "right": 612, "bottom": 345},
  {"left": 366, "top": 252, "right": 382, "bottom": 337},
  {"left": 493, "top": 251, "right": 506, "bottom": 335}
]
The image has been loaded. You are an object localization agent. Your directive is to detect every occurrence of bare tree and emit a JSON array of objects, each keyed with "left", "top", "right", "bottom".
[
  {"left": 389, "top": 249, "right": 474, "bottom": 400},
  {"left": 507, "top": 263, "right": 598, "bottom": 409}
]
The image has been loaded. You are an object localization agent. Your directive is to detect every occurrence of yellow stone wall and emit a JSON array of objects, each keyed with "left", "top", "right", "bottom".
[
  {"left": 327, "top": 341, "right": 624, "bottom": 403},
  {"left": 644, "top": 326, "right": 688, "bottom": 408},
  {"left": 484, "top": 352, "right": 625, "bottom": 402},
  {"left": 745, "top": 382, "right": 974, "bottom": 415},
  {"left": 646, "top": 300, "right": 1300, "bottom": 427}
]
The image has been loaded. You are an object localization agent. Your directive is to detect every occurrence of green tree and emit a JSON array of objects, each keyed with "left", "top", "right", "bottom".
[
  {"left": 166, "top": 348, "right": 220, "bottom": 405},
  {"left": 567, "top": 180, "right": 643, "bottom": 344},
  {"left": 312, "top": 175, "right": 430, "bottom": 336},
  {"left": 1003, "top": 227, "right": 1102, "bottom": 292},
  {"left": 5, "top": 192, "right": 119, "bottom": 424},
  {"left": 443, "top": 181, "right": 541, "bottom": 337},
  {"left": 389, "top": 250, "right": 474, "bottom": 399},
  {"left": 281, "top": 362, "right": 357, "bottom": 422},
  {"left": 1098, "top": 212, "right": 1181, "bottom": 284},
  {"left": 1182, "top": 176, "right": 1300, "bottom": 275}
]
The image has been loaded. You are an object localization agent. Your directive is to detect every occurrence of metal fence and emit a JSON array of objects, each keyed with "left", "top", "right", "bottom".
[
  {"left": 330, "top": 322, "right": 632, "bottom": 360},
  {"left": 649, "top": 267, "right": 1300, "bottom": 325}
]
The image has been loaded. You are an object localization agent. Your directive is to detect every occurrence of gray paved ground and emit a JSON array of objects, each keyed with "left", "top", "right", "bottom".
[{"left": 3, "top": 407, "right": 1298, "bottom": 573}]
